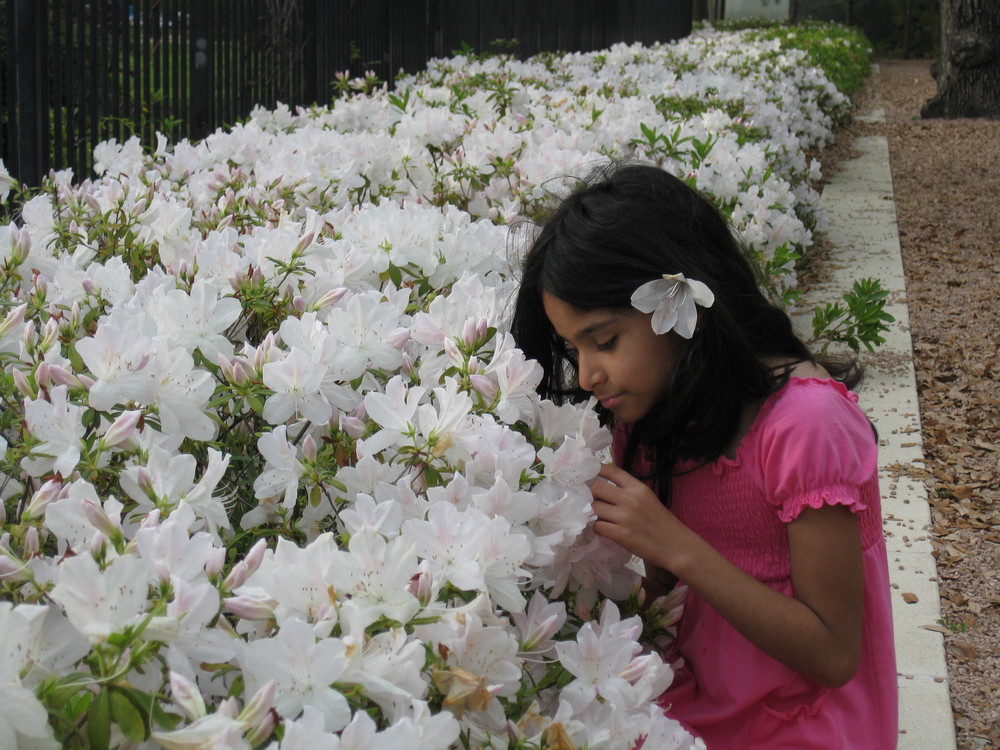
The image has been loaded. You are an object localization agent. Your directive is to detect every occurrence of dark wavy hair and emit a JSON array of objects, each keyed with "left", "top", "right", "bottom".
[{"left": 510, "top": 161, "right": 860, "bottom": 503}]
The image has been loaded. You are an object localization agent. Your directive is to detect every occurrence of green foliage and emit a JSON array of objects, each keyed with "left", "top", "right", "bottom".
[{"left": 810, "top": 278, "right": 895, "bottom": 354}]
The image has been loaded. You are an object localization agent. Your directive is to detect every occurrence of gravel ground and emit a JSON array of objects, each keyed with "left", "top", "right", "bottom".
[{"left": 817, "top": 60, "right": 1000, "bottom": 749}]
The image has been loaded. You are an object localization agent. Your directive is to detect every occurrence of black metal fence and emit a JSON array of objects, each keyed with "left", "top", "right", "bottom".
[{"left": 2, "top": 0, "right": 692, "bottom": 187}]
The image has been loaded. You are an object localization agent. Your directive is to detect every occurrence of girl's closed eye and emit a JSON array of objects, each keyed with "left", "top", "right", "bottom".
[{"left": 596, "top": 336, "right": 617, "bottom": 352}]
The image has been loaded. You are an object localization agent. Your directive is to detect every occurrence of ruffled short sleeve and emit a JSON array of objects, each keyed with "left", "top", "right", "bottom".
[{"left": 757, "top": 379, "right": 878, "bottom": 524}]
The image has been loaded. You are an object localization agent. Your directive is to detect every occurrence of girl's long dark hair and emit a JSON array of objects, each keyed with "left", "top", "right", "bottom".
[{"left": 510, "top": 161, "right": 860, "bottom": 503}]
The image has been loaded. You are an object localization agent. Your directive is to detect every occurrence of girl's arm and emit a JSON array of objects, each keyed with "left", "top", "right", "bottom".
[{"left": 591, "top": 463, "right": 864, "bottom": 688}]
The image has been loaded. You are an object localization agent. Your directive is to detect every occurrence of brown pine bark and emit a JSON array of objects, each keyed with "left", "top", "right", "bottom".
[{"left": 922, "top": 0, "right": 1000, "bottom": 118}]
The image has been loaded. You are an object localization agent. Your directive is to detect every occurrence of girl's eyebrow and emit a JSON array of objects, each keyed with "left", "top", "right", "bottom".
[{"left": 571, "top": 319, "right": 615, "bottom": 341}]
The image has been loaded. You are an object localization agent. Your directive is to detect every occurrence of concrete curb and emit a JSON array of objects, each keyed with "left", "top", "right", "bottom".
[{"left": 794, "top": 127, "right": 957, "bottom": 748}]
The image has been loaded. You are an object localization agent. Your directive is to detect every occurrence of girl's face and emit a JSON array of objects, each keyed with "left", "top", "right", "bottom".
[{"left": 543, "top": 292, "right": 681, "bottom": 424}]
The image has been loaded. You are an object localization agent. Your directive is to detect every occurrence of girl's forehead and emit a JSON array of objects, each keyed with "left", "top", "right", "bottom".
[{"left": 542, "top": 292, "right": 631, "bottom": 338}]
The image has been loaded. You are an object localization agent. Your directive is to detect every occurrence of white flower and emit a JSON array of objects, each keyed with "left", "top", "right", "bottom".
[
  {"left": 21, "top": 386, "right": 86, "bottom": 478},
  {"left": 241, "top": 617, "right": 351, "bottom": 731},
  {"left": 630, "top": 272, "right": 715, "bottom": 338},
  {"left": 49, "top": 553, "right": 151, "bottom": 644},
  {"left": 253, "top": 426, "right": 304, "bottom": 509}
]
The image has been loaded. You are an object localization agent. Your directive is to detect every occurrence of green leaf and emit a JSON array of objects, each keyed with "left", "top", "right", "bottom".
[
  {"left": 110, "top": 688, "right": 148, "bottom": 742},
  {"left": 87, "top": 689, "right": 112, "bottom": 750}
]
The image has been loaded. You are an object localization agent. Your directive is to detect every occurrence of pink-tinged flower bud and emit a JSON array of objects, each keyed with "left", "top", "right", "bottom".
[
  {"left": 223, "top": 595, "right": 275, "bottom": 621},
  {"left": 231, "top": 361, "right": 248, "bottom": 386},
  {"left": 386, "top": 327, "right": 410, "bottom": 350},
  {"left": 81, "top": 497, "right": 122, "bottom": 541},
  {"left": 229, "top": 274, "right": 243, "bottom": 293},
  {"left": 462, "top": 319, "right": 479, "bottom": 347},
  {"left": 406, "top": 560, "right": 434, "bottom": 607},
  {"left": 77, "top": 374, "right": 95, "bottom": 390},
  {"left": 12, "top": 368, "right": 33, "bottom": 397},
  {"left": 22, "top": 320, "right": 36, "bottom": 350},
  {"left": 89, "top": 531, "right": 109, "bottom": 558},
  {"left": 218, "top": 697, "right": 240, "bottom": 719},
  {"left": 8, "top": 226, "right": 31, "bottom": 263},
  {"left": 216, "top": 354, "right": 235, "bottom": 382},
  {"left": 35, "top": 362, "right": 51, "bottom": 389},
  {"left": 101, "top": 409, "right": 142, "bottom": 449},
  {"left": 132, "top": 197, "right": 147, "bottom": 216},
  {"left": 294, "top": 231, "right": 315, "bottom": 253},
  {"left": 40, "top": 318, "right": 59, "bottom": 351},
  {"left": 239, "top": 679, "right": 276, "bottom": 730},
  {"left": 313, "top": 287, "right": 348, "bottom": 309},
  {"left": 0, "top": 303, "right": 26, "bottom": 337},
  {"left": 0, "top": 553, "right": 28, "bottom": 581},
  {"left": 619, "top": 653, "right": 657, "bottom": 684},
  {"left": 134, "top": 467, "right": 156, "bottom": 499},
  {"left": 81, "top": 279, "right": 97, "bottom": 295},
  {"left": 301, "top": 434, "right": 317, "bottom": 462},
  {"left": 139, "top": 509, "right": 161, "bottom": 529},
  {"left": 443, "top": 337, "right": 463, "bottom": 366},
  {"left": 205, "top": 547, "right": 225, "bottom": 578},
  {"left": 223, "top": 538, "right": 267, "bottom": 590},
  {"left": 177, "top": 260, "right": 189, "bottom": 278},
  {"left": 244, "top": 708, "right": 277, "bottom": 746},
  {"left": 23, "top": 526, "right": 40, "bottom": 557},
  {"left": 47, "top": 365, "right": 82, "bottom": 389},
  {"left": 340, "top": 415, "right": 365, "bottom": 439},
  {"left": 169, "top": 671, "right": 207, "bottom": 721},
  {"left": 24, "top": 479, "right": 62, "bottom": 520},
  {"left": 251, "top": 265, "right": 262, "bottom": 284},
  {"left": 290, "top": 295, "right": 306, "bottom": 313},
  {"left": 470, "top": 375, "right": 497, "bottom": 401},
  {"left": 153, "top": 559, "right": 172, "bottom": 583}
]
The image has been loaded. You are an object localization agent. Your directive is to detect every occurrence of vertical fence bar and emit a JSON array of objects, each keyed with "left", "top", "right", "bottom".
[{"left": 190, "top": 0, "right": 212, "bottom": 138}]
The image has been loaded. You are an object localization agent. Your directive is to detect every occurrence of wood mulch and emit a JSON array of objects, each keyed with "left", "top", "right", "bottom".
[{"left": 815, "top": 59, "right": 1000, "bottom": 749}]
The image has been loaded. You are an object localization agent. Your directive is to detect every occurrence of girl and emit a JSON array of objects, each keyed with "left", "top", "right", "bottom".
[{"left": 511, "top": 163, "right": 898, "bottom": 748}]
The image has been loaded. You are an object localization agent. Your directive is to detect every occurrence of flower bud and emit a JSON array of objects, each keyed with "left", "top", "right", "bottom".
[
  {"left": 81, "top": 497, "right": 122, "bottom": 542},
  {"left": 301, "top": 434, "right": 317, "bottom": 462},
  {"left": 205, "top": 547, "right": 226, "bottom": 578},
  {"left": 223, "top": 538, "right": 267, "bottom": 590},
  {"left": 47, "top": 365, "right": 83, "bottom": 389},
  {"left": 443, "top": 337, "right": 463, "bottom": 366},
  {"left": 292, "top": 295, "right": 306, "bottom": 313},
  {"left": 0, "top": 303, "right": 26, "bottom": 338},
  {"left": 340, "top": 415, "right": 365, "bottom": 439},
  {"left": 216, "top": 354, "right": 235, "bottom": 382},
  {"left": 101, "top": 409, "right": 142, "bottom": 449},
  {"left": 12, "top": 368, "right": 33, "bottom": 397},
  {"left": 313, "top": 287, "right": 348, "bottom": 309},
  {"left": 462, "top": 319, "right": 479, "bottom": 348},
  {"left": 23, "top": 479, "right": 62, "bottom": 520},
  {"left": 239, "top": 679, "right": 276, "bottom": 731},
  {"left": 470, "top": 375, "right": 497, "bottom": 401},
  {"left": 20, "top": 527, "right": 41, "bottom": 559},
  {"left": 22, "top": 320, "right": 36, "bottom": 351},
  {"left": 169, "top": 671, "right": 207, "bottom": 721},
  {"left": 81, "top": 279, "right": 97, "bottom": 295},
  {"left": 89, "top": 531, "right": 109, "bottom": 558},
  {"left": 387, "top": 327, "right": 410, "bottom": 350},
  {"left": 223, "top": 595, "right": 275, "bottom": 621}
]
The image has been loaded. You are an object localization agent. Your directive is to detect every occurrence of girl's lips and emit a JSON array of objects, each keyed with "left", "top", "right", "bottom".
[{"left": 599, "top": 393, "right": 624, "bottom": 409}]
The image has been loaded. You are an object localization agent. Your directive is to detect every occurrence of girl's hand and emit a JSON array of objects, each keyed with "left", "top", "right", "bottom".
[{"left": 590, "top": 463, "right": 690, "bottom": 570}]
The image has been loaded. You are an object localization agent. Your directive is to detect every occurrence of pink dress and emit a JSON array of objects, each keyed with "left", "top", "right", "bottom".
[{"left": 613, "top": 378, "right": 898, "bottom": 749}]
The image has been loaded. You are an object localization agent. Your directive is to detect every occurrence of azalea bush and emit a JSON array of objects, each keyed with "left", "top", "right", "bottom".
[{"left": 0, "top": 25, "right": 868, "bottom": 750}]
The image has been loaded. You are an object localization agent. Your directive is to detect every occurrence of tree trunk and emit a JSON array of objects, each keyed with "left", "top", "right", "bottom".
[
  {"left": 846, "top": 0, "right": 855, "bottom": 27},
  {"left": 922, "top": 0, "right": 1000, "bottom": 118},
  {"left": 788, "top": 0, "right": 800, "bottom": 24},
  {"left": 692, "top": 0, "right": 709, "bottom": 23}
]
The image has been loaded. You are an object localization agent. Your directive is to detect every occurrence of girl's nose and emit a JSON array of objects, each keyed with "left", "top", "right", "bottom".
[{"left": 577, "top": 354, "right": 605, "bottom": 392}]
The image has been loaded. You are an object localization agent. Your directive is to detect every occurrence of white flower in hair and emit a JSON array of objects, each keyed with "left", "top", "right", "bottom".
[{"left": 630, "top": 273, "right": 715, "bottom": 339}]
